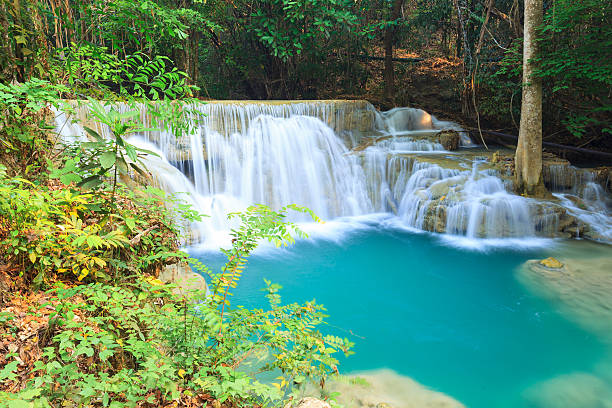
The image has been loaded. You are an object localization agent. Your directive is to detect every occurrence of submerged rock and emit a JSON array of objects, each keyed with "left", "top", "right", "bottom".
[
  {"left": 518, "top": 249, "right": 612, "bottom": 342},
  {"left": 523, "top": 373, "right": 612, "bottom": 408},
  {"left": 301, "top": 369, "right": 465, "bottom": 408},
  {"left": 519, "top": 246, "right": 612, "bottom": 407},
  {"left": 286, "top": 397, "right": 331, "bottom": 408}
]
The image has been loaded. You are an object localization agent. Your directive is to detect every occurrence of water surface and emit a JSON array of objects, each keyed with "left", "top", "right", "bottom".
[{"left": 190, "top": 224, "right": 611, "bottom": 407}]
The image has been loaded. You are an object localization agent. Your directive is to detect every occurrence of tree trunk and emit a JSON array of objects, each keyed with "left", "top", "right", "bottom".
[
  {"left": 515, "top": 0, "right": 546, "bottom": 196},
  {"left": 454, "top": 8, "right": 462, "bottom": 58},
  {"left": 383, "top": 0, "right": 404, "bottom": 102}
]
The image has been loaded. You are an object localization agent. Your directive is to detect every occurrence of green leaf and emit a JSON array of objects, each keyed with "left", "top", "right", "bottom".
[
  {"left": 83, "top": 126, "right": 104, "bottom": 141},
  {"left": 7, "top": 400, "right": 30, "bottom": 408},
  {"left": 99, "top": 152, "right": 116, "bottom": 169},
  {"left": 125, "top": 217, "right": 136, "bottom": 231},
  {"left": 60, "top": 173, "right": 83, "bottom": 185},
  {"left": 124, "top": 143, "right": 138, "bottom": 162},
  {"left": 0, "top": 360, "right": 19, "bottom": 381},
  {"left": 78, "top": 175, "right": 103, "bottom": 189}
]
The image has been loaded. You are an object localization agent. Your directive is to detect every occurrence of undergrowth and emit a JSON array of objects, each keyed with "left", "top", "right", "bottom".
[{"left": 0, "top": 51, "right": 353, "bottom": 407}]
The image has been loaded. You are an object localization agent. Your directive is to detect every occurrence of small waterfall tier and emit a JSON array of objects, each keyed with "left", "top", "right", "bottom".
[{"left": 53, "top": 100, "right": 612, "bottom": 246}]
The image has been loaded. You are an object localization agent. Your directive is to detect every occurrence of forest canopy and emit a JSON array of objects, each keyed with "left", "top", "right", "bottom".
[{"left": 1, "top": 0, "right": 611, "bottom": 152}]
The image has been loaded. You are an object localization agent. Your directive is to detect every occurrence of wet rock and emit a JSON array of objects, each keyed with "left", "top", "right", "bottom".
[
  {"left": 345, "top": 109, "right": 377, "bottom": 133},
  {"left": 428, "top": 179, "right": 454, "bottom": 199},
  {"left": 439, "top": 130, "right": 460, "bottom": 151},
  {"left": 490, "top": 151, "right": 515, "bottom": 177},
  {"left": 422, "top": 203, "right": 447, "bottom": 233},
  {"left": 539, "top": 257, "right": 564, "bottom": 268},
  {"left": 380, "top": 108, "right": 433, "bottom": 131},
  {"left": 542, "top": 160, "right": 575, "bottom": 191},
  {"left": 593, "top": 166, "right": 611, "bottom": 193},
  {"left": 158, "top": 261, "right": 208, "bottom": 297}
]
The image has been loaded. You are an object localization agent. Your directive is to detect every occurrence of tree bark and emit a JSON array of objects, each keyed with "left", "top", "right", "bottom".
[
  {"left": 515, "top": 0, "right": 546, "bottom": 196},
  {"left": 383, "top": 0, "right": 404, "bottom": 102}
]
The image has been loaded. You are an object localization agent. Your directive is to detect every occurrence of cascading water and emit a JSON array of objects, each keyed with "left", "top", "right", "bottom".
[
  {"left": 543, "top": 164, "right": 612, "bottom": 240},
  {"left": 53, "top": 100, "right": 612, "bottom": 247}
]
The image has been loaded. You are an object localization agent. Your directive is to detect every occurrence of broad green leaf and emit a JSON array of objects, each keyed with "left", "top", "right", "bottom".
[{"left": 99, "top": 152, "right": 116, "bottom": 169}]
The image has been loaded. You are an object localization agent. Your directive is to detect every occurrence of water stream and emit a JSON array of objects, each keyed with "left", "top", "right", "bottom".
[
  {"left": 54, "top": 100, "right": 612, "bottom": 247},
  {"left": 54, "top": 100, "right": 612, "bottom": 407}
]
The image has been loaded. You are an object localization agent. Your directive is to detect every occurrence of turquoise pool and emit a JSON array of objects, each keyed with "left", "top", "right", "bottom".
[{"left": 190, "top": 222, "right": 612, "bottom": 407}]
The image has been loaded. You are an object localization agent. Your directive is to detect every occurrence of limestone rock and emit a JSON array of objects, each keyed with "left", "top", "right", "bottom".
[
  {"left": 422, "top": 203, "right": 447, "bottom": 233},
  {"left": 439, "top": 130, "right": 460, "bottom": 151},
  {"left": 593, "top": 166, "right": 611, "bottom": 193},
  {"left": 288, "top": 397, "right": 331, "bottom": 408},
  {"left": 540, "top": 257, "right": 564, "bottom": 268},
  {"left": 158, "top": 262, "right": 208, "bottom": 297},
  {"left": 302, "top": 369, "right": 465, "bottom": 408},
  {"left": 518, "top": 250, "right": 612, "bottom": 337}
]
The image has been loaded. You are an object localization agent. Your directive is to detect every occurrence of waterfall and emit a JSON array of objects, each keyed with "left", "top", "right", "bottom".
[{"left": 53, "top": 100, "right": 612, "bottom": 247}]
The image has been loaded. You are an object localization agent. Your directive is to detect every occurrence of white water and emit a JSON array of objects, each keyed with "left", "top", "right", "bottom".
[{"left": 53, "top": 101, "right": 612, "bottom": 248}]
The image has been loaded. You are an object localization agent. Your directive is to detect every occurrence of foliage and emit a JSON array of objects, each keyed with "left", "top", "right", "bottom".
[
  {"left": 0, "top": 168, "right": 185, "bottom": 286},
  {"left": 57, "top": 44, "right": 195, "bottom": 100},
  {"left": 476, "top": 0, "right": 612, "bottom": 142},
  {"left": 50, "top": 99, "right": 162, "bottom": 193},
  {"left": 0, "top": 79, "right": 69, "bottom": 178},
  {"left": 0, "top": 205, "right": 352, "bottom": 407},
  {"left": 247, "top": 0, "right": 359, "bottom": 61},
  {"left": 194, "top": 0, "right": 368, "bottom": 98},
  {"left": 534, "top": 0, "right": 612, "bottom": 138}
]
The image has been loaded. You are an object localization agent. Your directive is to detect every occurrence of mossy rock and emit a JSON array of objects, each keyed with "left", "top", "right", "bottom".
[
  {"left": 439, "top": 130, "right": 460, "bottom": 151},
  {"left": 540, "top": 257, "right": 564, "bottom": 268}
]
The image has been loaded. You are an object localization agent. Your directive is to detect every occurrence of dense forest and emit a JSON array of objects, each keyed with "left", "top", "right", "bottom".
[
  {"left": 0, "top": 0, "right": 611, "bottom": 407},
  {"left": 1, "top": 0, "right": 611, "bottom": 152}
]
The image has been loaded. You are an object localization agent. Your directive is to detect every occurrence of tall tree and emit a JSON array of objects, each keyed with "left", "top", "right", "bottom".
[
  {"left": 383, "top": 0, "right": 405, "bottom": 102},
  {"left": 515, "top": 0, "right": 546, "bottom": 196}
]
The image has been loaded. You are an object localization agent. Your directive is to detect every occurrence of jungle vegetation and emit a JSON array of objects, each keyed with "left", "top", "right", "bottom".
[
  {"left": 0, "top": 0, "right": 611, "bottom": 406},
  {"left": 1, "top": 0, "right": 609, "bottom": 149}
]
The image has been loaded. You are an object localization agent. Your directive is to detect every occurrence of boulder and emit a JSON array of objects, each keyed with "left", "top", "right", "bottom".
[
  {"left": 158, "top": 261, "right": 208, "bottom": 297},
  {"left": 540, "top": 257, "right": 564, "bottom": 268},
  {"left": 422, "top": 203, "right": 447, "bottom": 233},
  {"left": 439, "top": 130, "right": 460, "bottom": 151}
]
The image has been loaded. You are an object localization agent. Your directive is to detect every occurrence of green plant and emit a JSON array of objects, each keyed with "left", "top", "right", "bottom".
[
  {"left": 50, "top": 99, "right": 160, "bottom": 194},
  {"left": 0, "top": 79, "right": 69, "bottom": 178},
  {"left": 58, "top": 44, "right": 195, "bottom": 100},
  {"left": 0, "top": 205, "right": 353, "bottom": 408},
  {"left": 0, "top": 172, "right": 184, "bottom": 285}
]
